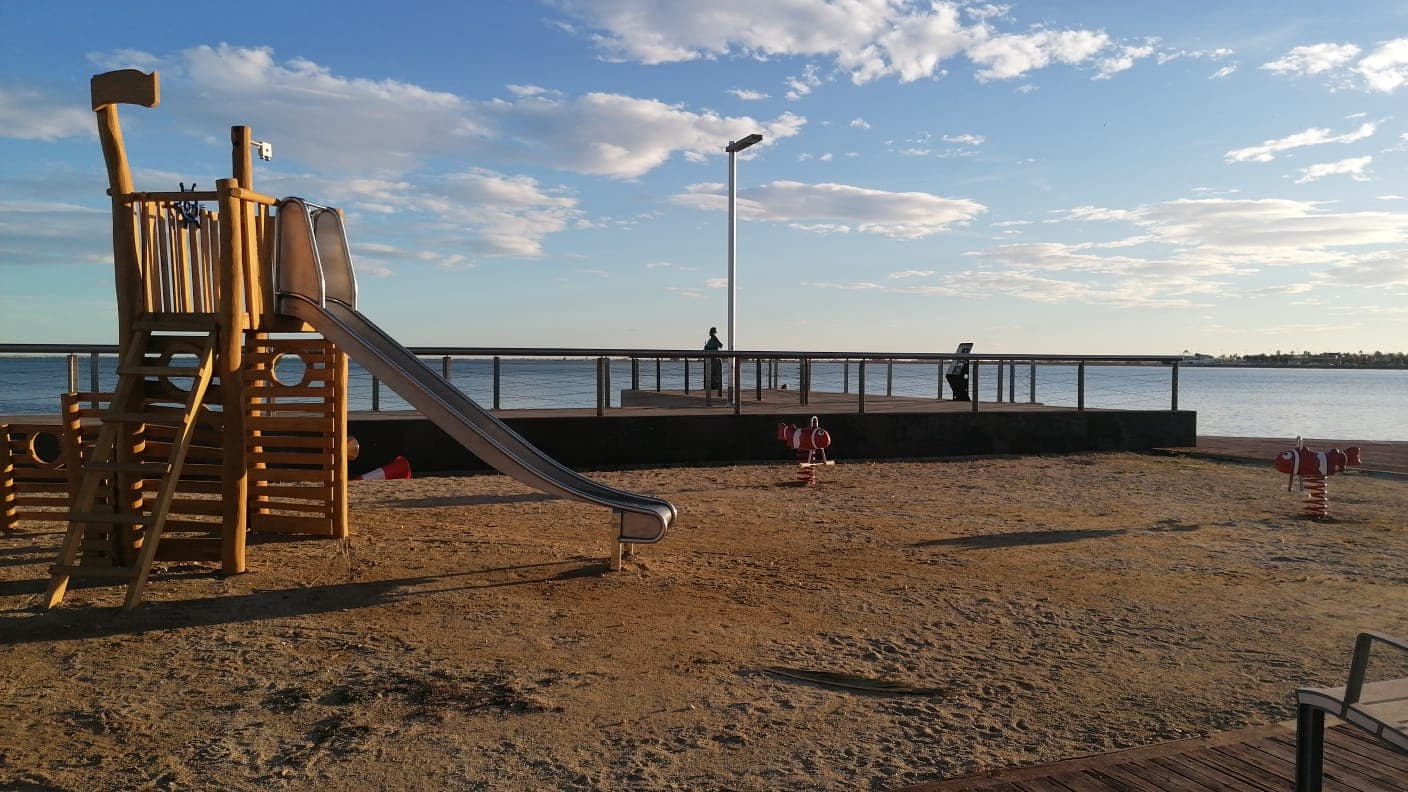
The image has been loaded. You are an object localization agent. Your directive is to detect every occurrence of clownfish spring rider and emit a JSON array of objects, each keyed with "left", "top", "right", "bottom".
[
  {"left": 778, "top": 416, "right": 834, "bottom": 486},
  {"left": 1273, "top": 437, "right": 1361, "bottom": 519}
]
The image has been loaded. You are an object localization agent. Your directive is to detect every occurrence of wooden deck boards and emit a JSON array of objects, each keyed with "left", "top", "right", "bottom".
[{"left": 902, "top": 723, "right": 1407, "bottom": 791}]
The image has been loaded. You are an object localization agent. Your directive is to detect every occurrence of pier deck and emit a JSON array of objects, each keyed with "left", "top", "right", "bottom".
[{"left": 900, "top": 722, "right": 1407, "bottom": 791}]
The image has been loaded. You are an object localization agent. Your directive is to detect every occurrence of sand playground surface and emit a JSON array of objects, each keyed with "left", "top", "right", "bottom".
[{"left": 2, "top": 452, "right": 1407, "bottom": 790}]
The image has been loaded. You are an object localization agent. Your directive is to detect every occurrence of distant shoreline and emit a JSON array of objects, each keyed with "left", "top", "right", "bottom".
[{"left": 1188, "top": 363, "right": 1407, "bottom": 370}]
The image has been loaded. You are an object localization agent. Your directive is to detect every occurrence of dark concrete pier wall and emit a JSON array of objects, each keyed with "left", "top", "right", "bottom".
[{"left": 348, "top": 409, "right": 1196, "bottom": 476}]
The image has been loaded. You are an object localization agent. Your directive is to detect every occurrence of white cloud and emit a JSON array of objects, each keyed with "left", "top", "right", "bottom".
[
  {"left": 506, "top": 84, "right": 560, "bottom": 98},
  {"left": 1261, "top": 38, "right": 1408, "bottom": 93},
  {"left": 789, "top": 223, "right": 851, "bottom": 234},
  {"left": 1320, "top": 251, "right": 1408, "bottom": 286},
  {"left": 942, "top": 133, "right": 985, "bottom": 145},
  {"left": 1295, "top": 155, "right": 1373, "bottom": 184},
  {"left": 1157, "top": 47, "right": 1234, "bottom": 65},
  {"left": 1210, "top": 64, "right": 1237, "bottom": 79},
  {"left": 0, "top": 199, "right": 111, "bottom": 266},
  {"left": 673, "top": 179, "right": 986, "bottom": 239},
  {"left": 1261, "top": 43, "right": 1361, "bottom": 75},
  {"left": 727, "top": 88, "right": 768, "bottom": 100},
  {"left": 1094, "top": 41, "right": 1156, "bottom": 80},
  {"left": 1224, "top": 121, "right": 1377, "bottom": 163},
  {"left": 888, "top": 270, "right": 934, "bottom": 279},
  {"left": 801, "top": 280, "right": 882, "bottom": 290},
  {"left": 1356, "top": 37, "right": 1408, "bottom": 93},
  {"left": 556, "top": 1, "right": 1126, "bottom": 85},
  {"left": 88, "top": 44, "right": 806, "bottom": 180},
  {"left": 850, "top": 117, "right": 871, "bottom": 129},
  {"left": 968, "top": 29, "right": 1110, "bottom": 81},
  {"left": 263, "top": 168, "right": 583, "bottom": 260},
  {"left": 0, "top": 87, "right": 93, "bottom": 141},
  {"left": 902, "top": 197, "right": 1408, "bottom": 308},
  {"left": 785, "top": 64, "right": 823, "bottom": 100}
]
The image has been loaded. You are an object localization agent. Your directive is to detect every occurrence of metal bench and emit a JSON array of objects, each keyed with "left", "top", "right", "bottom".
[{"left": 1295, "top": 631, "right": 1408, "bottom": 791}]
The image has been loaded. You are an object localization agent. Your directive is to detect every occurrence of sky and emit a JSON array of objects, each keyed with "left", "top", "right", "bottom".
[{"left": 2, "top": 1, "right": 1407, "bottom": 356}]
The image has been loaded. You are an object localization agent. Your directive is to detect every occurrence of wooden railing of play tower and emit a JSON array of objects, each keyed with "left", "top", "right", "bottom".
[{"left": 79, "top": 69, "right": 349, "bottom": 592}]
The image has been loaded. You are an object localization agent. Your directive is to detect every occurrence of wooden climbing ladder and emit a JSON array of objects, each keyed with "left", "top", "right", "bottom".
[{"left": 45, "top": 325, "right": 217, "bottom": 609}]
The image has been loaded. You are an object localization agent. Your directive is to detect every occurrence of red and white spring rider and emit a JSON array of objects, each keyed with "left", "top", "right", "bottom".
[
  {"left": 1273, "top": 439, "right": 1360, "bottom": 519},
  {"left": 355, "top": 455, "right": 413, "bottom": 481},
  {"left": 779, "top": 416, "right": 834, "bottom": 485}
]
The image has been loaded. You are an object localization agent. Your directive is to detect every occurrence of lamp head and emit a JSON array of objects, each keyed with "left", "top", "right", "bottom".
[{"left": 726, "top": 133, "right": 763, "bottom": 153}]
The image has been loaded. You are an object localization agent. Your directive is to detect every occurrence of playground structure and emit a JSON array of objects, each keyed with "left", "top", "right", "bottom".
[
  {"left": 1274, "top": 439, "right": 1362, "bottom": 519},
  {"left": 778, "top": 417, "right": 833, "bottom": 486},
  {"left": 39, "top": 69, "right": 674, "bottom": 609}
]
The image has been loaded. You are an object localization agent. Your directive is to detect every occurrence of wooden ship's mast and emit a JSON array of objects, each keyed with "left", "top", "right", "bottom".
[{"left": 45, "top": 70, "right": 350, "bottom": 609}]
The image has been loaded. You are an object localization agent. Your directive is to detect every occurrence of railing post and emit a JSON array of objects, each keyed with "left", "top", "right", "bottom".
[
  {"left": 705, "top": 361, "right": 713, "bottom": 407},
  {"left": 372, "top": 375, "right": 381, "bottom": 412},
  {"left": 1171, "top": 360, "right": 1179, "bottom": 411},
  {"left": 595, "top": 357, "right": 605, "bottom": 416},
  {"left": 937, "top": 358, "right": 944, "bottom": 400},
  {"left": 605, "top": 357, "right": 612, "bottom": 408},
  {"left": 1029, "top": 362, "right": 1037, "bottom": 403},
  {"left": 1077, "top": 360, "right": 1086, "bottom": 411},
  {"left": 843, "top": 360, "right": 849, "bottom": 393},
  {"left": 858, "top": 359, "right": 867, "bottom": 414},
  {"left": 684, "top": 358, "right": 690, "bottom": 394},
  {"left": 971, "top": 361, "right": 979, "bottom": 413},
  {"left": 655, "top": 358, "right": 662, "bottom": 391},
  {"left": 89, "top": 352, "right": 101, "bottom": 395},
  {"left": 493, "top": 356, "right": 502, "bottom": 410},
  {"left": 66, "top": 353, "right": 78, "bottom": 393},
  {"left": 733, "top": 356, "right": 742, "bottom": 415},
  {"left": 886, "top": 361, "right": 894, "bottom": 396},
  {"left": 755, "top": 357, "right": 762, "bottom": 401},
  {"left": 1009, "top": 361, "right": 1016, "bottom": 402},
  {"left": 631, "top": 357, "right": 640, "bottom": 391},
  {"left": 801, "top": 358, "right": 810, "bottom": 406},
  {"left": 996, "top": 359, "right": 1004, "bottom": 403},
  {"left": 441, "top": 355, "right": 451, "bottom": 380}
]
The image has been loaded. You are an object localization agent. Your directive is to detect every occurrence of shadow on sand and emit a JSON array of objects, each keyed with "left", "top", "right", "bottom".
[
  {"left": 0, "top": 558, "right": 609, "bottom": 645},
  {"left": 909, "top": 527, "right": 1128, "bottom": 550},
  {"left": 377, "top": 493, "right": 557, "bottom": 508}
]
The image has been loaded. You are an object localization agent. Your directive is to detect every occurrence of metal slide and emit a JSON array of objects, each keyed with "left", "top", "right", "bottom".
[{"left": 274, "top": 198, "right": 675, "bottom": 542}]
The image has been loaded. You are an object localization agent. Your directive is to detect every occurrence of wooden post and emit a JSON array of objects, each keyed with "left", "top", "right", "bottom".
[
  {"left": 92, "top": 71, "right": 159, "bottom": 559},
  {"left": 232, "top": 126, "right": 253, "bottom": 190},
  {"left": 333, "top": 345, "right": 350, "bottom": 539},
  {"left": 94, "top": 110, "right": 139, "bottom": 349},
  {"left": 217, "top": 178, "right": 248, "bottom": 574}
]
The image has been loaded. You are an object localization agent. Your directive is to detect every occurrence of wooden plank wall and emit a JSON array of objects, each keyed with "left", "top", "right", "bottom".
[
  {"left": 130, "top": 197, "right": 273, "bottom": 322},
  {"left": 0, "top": 422, "right": 73, "bottom": 532},
  {"left": 244, "top": 335, "right": 348, "bottom": 538}
]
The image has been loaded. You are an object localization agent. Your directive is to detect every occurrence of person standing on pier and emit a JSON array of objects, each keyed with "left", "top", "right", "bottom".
[{"left": 704, "top": 326, "right": 724, "bottom": 396}]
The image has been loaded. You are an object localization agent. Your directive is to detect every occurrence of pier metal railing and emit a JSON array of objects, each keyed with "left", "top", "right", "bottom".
[{"left": 1, "top": 344, "right": 1182, "bottom": 418}]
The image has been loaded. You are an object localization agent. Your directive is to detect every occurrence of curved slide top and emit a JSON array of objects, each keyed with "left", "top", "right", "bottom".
[{"left": 273, "top": 198, "right": 675, "bottom": 542}]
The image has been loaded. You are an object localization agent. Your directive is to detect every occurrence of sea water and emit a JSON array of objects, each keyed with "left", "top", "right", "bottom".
[{"left": 2, "top": 355, "right": 1404, "bottom": 441}]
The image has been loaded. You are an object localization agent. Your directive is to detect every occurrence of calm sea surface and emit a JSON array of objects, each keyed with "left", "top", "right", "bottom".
[{"left": 2, "top": 356, "right": 1404, "bottom": 441}]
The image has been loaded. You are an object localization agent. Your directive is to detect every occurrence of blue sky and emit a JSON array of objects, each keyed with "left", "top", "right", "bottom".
[{"left": 2, "top": 1, "right": 1406, "bottom": 355}]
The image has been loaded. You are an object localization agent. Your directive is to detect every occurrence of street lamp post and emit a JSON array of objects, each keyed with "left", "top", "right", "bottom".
[{"left": 725, "top": 133, "right": 763, "bottom": 359}]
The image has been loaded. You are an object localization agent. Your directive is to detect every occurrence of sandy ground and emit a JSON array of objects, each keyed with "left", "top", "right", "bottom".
[{"left": 2, "top": 452, "right": 1407, "bottom": 791}]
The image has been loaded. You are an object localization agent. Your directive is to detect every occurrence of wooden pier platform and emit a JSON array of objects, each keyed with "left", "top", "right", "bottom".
[{"left": 901, "top": 722, "right": 1408, "bottom": 791}]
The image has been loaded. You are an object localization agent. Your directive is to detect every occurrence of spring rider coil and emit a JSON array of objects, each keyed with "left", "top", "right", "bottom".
[
  {"left": 778, "top": 417, "right": 834, "bottom": 486},
  {"left": 1273, "top": 440, "right": 1360, "bottom": 520}
]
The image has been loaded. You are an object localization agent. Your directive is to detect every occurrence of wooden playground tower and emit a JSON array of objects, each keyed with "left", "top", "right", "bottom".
[{"left": 43, "top": 69, "right": 352, "bottom": 609}]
